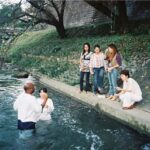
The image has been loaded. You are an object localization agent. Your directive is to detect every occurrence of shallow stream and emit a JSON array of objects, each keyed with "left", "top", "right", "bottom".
[{"left": 0, "top": 70, "right": 150, "bottom": 150}]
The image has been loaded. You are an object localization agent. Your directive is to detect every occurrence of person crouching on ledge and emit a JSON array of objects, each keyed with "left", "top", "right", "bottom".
[{"left": 116, "top": 70, "right": 143, "bottom": 109}]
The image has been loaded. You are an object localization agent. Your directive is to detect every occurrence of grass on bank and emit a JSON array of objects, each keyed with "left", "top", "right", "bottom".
[{"left": 8, "top": 27, "right": 150, "bottom": 86}]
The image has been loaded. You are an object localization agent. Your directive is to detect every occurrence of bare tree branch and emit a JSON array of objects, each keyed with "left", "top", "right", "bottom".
[
  {"left": 60, "top": 0, "right": 66, "bottom": 19},
  {"left": 51, "top": 0, "right": 60, "bottom": 18},
  {"left": 26, "top": 0, "right": 45, "bottom": 12},
  {"left": 27, "top": 0, "right": 58, "bottom": 24},
  {"left": 24, "top": 0, "right": 66, "bottom": 38}
]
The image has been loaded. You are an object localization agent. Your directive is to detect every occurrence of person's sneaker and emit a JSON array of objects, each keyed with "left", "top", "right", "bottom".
[
  {"left": 98, "top": 88, "right": 105, "bottom": 94},
  {"left": 100, "top": 89, "right": 105, "bottom": 94}
]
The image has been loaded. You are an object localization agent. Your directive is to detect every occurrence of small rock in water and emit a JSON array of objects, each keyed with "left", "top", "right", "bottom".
[{"left": 12, "top": 71, "right": 29, "bottom": 78}]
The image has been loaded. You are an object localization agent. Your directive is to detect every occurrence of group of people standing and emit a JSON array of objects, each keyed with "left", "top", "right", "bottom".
[{"left": 79, "top": 43, "right": 143, "bottom": 109}]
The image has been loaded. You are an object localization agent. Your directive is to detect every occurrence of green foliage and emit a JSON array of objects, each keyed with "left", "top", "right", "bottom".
[
  {"left": 0, "top": 4, "right": 21, "bottom": 26},
  {"left": 7, "top": 27, "right": 150, "bottom": 85},
  {"left": 14, "top": 20, "right": 27, "bottom": 28},
  {"left": 66, "top": 22, "right": 111, "bottom": 37},
  {"left": 38, "top": 61, "right": 69, "bottom": 77},
  {"left": 147, "top": 44, "right": 150, "bottom": 53}
]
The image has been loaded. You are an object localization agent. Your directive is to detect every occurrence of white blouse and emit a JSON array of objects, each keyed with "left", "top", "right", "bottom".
[
  {"left": 37, "top": 98, "right": 54, "bottom": 121},
  {"left": 123, "top": 78, "right": 142, "bottom": 97}
]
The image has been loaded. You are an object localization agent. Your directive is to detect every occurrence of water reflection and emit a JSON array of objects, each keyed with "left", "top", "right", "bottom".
[{"left": 0, "top": 70, "right": 150, "bottom": 150}]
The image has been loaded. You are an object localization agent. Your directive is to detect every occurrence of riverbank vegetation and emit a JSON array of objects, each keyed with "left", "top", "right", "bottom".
[
  {"left": 7, "top": 26, "right": 150, "bottom": 86},
  {"left": 0, "top": 0, "right": 150, "bottom": 87}
]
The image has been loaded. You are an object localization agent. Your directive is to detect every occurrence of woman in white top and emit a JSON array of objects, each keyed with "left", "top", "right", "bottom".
[
  {"left": 37, "top": 88, "right": 54, "bottom": 120},
  {"left": 116, "top": 70, "right": 142, "bottom": 109},
  {"left": 79, "top": 43, "right": 92, "bottom": 93}
]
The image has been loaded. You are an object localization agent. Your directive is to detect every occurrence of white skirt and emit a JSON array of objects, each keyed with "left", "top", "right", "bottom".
[{"left": 119, "top": 92, "right": 142, "bottom": 107}]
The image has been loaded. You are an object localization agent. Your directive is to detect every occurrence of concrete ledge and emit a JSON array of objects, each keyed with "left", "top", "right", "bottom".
[{"left": 35, "top": 74, "right": 150, "bottom": 137}]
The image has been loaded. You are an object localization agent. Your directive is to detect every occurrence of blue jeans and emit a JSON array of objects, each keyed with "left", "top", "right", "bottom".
[
  {"left": 80, "top": 71, "right": 90, "bottom": 91},
  {"left": 93, "top": 67, "right": 104, "bottom": 94},
  {"left": 108, "top": 68, "right": 119, "bottom": 95}
]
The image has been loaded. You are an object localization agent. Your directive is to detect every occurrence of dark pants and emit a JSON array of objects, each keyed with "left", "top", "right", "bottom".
[
  {"left": 80, "top": 71, "right": 90, "bottom": 92},
  {"left": 18, "top": 120, "right": 36, "bottom": 139},
  {"left": 18, "top": 120, "right": 35, "bottom": 130}
]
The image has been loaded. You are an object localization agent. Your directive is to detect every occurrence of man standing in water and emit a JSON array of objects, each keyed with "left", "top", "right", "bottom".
[{"left": 13, "top": 81, "right": 47, "bottom": 138}]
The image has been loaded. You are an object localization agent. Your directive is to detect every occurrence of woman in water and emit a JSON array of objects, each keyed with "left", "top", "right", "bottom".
[{"left": 37, "top": 88, "right": 54, "bottom": 120}]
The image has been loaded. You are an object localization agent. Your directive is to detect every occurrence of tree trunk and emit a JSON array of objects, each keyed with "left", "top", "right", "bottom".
[
  {"left": 85, "top": 0, "right": 128, "bottom": 34},
  {"left": 115, "top": 1, "right": 128, "bottom": 33},
  {"left": 55, "top": 21, "right": 66, "bottom": 38}
]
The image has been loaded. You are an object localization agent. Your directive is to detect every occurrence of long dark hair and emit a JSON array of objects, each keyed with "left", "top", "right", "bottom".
[{"left": 82, "top": 42, "right": 90, "bottom": 55}]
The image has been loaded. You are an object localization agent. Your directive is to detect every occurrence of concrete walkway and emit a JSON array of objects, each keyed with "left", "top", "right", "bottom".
[{"left": 34, "top": 74, "right": 150, "bottom": 137}]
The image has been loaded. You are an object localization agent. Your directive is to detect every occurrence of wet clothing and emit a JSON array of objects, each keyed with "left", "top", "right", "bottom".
[
  {"left": 37, "top": 98, "right": 54, "bottom": 121},
  {"left": 14, "top": 92, "right": 42, "bottom": 130}
]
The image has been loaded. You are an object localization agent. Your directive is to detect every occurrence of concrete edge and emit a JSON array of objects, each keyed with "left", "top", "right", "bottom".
[{"left": 34, "top": 73, "right": 150, "bottom": 137}]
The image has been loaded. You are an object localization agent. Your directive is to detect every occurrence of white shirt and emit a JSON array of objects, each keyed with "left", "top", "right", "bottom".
[
  {"left": 123, "top": 78, "right": 142, "bottom": 98},
  {"left": 37, "top": 98, "right": 54, "bottom": 121},
  {"left": 14, "top": 92, "right": 42, "bottom": 123},
  {"left": 80, "top": 52, "right": 92, "bottom": 72}
]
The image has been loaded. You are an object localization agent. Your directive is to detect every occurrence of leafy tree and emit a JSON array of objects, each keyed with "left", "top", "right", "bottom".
[
  {"left": 0, "top": 4, "right": 15, "bottom": 26},
  {"left": 0, "top": 1, "right": 25, "bottom": 27}
]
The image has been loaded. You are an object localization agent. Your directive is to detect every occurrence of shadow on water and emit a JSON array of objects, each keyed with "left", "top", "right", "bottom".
[{"left": 0, "top": 70, "right": 150, "bottom": 150}]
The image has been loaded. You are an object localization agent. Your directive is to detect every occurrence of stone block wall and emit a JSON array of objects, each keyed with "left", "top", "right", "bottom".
[
  {"left": 63, "top": 0, "right": 150, "bottom": 28},
  {"left": 64, "top": 1, "right": 110, "bottom": 28}
]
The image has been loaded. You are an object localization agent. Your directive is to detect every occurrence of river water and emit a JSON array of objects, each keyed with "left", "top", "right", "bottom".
[{"left": 0, "top": 69, "right": 150, "bottom": 150}]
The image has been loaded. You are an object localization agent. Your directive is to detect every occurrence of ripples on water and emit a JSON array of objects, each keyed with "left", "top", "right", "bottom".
[{"left": 0, "top": 70, "right": 150, "bottom": 150}]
